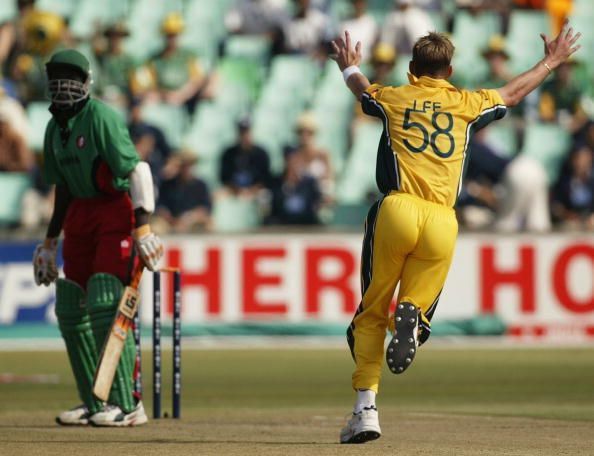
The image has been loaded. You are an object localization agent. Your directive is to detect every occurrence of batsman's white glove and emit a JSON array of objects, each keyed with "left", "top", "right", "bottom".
[
  {"left": 133, "top": 225, "right": 164, "bottom": 271},
  {"left": 33, "top": 238, "right": 59, "bottom": 286}
]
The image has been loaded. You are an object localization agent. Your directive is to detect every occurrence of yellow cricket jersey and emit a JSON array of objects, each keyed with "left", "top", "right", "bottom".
[{"left": 361, "top": 74, "right": 507, "bottom": 207}]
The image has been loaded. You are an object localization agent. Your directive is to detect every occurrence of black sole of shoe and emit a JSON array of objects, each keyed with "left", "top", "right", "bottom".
[
  {"left": 386, "top": 302, "right": 419, "bottom": 375},
  {"left": 343, "top": 430, "right": 381, "bottom": 444},
  {"left": 55, "top": 418, "right": 89, "bottom": 426}
]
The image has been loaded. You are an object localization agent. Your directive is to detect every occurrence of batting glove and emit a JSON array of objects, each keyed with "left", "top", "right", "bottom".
[
  {"left": 33, "top": 238, "right": 59, "bottom": 286},
  {"left": 133, "top": 225, "right": 164, "bottom": 271}
]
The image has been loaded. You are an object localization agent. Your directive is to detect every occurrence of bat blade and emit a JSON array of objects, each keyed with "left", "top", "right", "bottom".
[{"left": 93, "top": 286, "right": 140, "bottom": 401}]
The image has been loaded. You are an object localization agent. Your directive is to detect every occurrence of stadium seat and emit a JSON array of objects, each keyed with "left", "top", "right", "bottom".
[
  {"left": 225, "top": 36, "right": 271, "bottom": 64},
  {"left": 0, "top": 173, "right": 30, "bottom": 226},
  {"left": 337, "top": 122, "right": 382, "bottom": 204},
  {"left": 483, "top": 119, "right": 519, "bottom": 159},
  {"left": 70, "top": 0, "right": 130, "bottom": 38},
  {"left": 520, "top": 122, "right": 571, "bottom": 183},
  {"left": 36, "top": 0, "right": 77, "bottom": 19},
  {"left": 218, "top": 58, "right": 264, "bottom": 102},
  {"left": 507, "top": 11, "right": 551, "bottom": 73},
  {"left": 212, "top": 196, "right": 260, "bottom": 232},
  {"left": 140, "top": 103, "right": 189, "bottom": 149},
  {"left": 331, "top": 203, "right": 369, "bottom": 227},
  {"left": 452, "top": 10, "right": 501, "bottom": 52},
  {"left": 26, "top": 102, "right": 52, "bottom": 151},
  {"left": 0, "top": 1, "right": 15, "bottom": 23},
  {"left": 268, "top": 56, "right": 320, "bottom": 94}
]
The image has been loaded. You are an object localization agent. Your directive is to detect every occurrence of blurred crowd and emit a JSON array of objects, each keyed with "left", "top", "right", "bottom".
[{"left": 0, "top": 0, "right": 592, "bottom": 234}]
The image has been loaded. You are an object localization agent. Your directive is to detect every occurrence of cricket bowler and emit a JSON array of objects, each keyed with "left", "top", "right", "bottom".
[
  {"left": 33, "top": 49, "right": 163, "bottom": 426},
  {"left": 332, "top": 23, "right": 581, "bottom": 443}
]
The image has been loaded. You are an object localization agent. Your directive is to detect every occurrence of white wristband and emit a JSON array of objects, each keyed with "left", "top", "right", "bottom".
[{"left": 343, "top": 65, "right": 362, "bottom": 83}]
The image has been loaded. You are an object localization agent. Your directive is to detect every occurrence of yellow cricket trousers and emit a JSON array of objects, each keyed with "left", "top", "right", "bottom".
[{"left": 348, "top": 192, "right": 458, "bottom": 393}]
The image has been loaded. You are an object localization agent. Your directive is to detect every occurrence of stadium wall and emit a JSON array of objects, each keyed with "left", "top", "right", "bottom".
[{"left": 0, "top": 234, "right": 592, "bottom": 339}]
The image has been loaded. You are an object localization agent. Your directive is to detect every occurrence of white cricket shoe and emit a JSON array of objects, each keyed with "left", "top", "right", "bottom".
[
  {"left": 340, "top": 406, "right": 381, "bottom": 444},
  {"left": 89, "top": 401, "right": 148, "bottom": 427},
  {"left": 56, "top": 404, "right": 91, "bottom": 426}
]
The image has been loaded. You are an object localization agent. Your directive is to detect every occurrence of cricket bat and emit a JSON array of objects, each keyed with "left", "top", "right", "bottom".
[{"left": 93, "top": 261, "right": 144, "bottom": 401}]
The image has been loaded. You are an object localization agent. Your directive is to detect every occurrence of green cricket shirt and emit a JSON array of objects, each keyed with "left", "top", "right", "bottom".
[{"left": 43, "top": 99, "right": 139, "bottom": 198}]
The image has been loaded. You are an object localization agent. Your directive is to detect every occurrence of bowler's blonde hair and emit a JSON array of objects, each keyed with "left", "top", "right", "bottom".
[{"left": 412, "top": 32, "right": 455, "bottom": 77}]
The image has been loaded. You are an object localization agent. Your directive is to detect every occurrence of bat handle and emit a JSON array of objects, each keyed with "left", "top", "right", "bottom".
[{"left": 130, "top": 260, "right": 145, "bottom": 289}]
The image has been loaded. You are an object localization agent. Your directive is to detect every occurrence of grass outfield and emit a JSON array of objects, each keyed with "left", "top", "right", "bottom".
[{"left": 1, "top": 346, "right": 593, "bottom": 455}]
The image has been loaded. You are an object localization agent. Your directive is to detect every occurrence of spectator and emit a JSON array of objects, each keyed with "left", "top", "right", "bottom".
[
  {"left": 266, "top": 150, "right": 322, "bottom": 225},
  {"left": 12, "top": 10, "right": 65, "bottom": 103},
  {"left": 458, "top": 129, "right": 511, "bottom": 228},
  {"left": 539, "top": 60, "right": 587, "bottom": 133},
  {"left": 476, "top": 35, "right": 529, "bottom": 118},
  {"left": 0, "top": 87, "right": 28, "bottom": 140},
  {"left": 352, "top": 43, "right": 397, "bottom": 125},
  {"left": 369, "top": 43, "right": 397, "bottom": 85},
  {"left": 0, "top": 0, "right": 35, "bottom": 74},
  {"left": 0, "top": 115, "right": 32, "bottom": 172},
  {"left": 133, "top": 13, "right": 209, "bottom": 112},
  {"left": 495, "top": 155, "right": 552, "bottom": 232},
  {"left": 225, "top": 0, "right": 287, "bottom": 35},
  {"left": 220, "top": 117, "right": 271, "bottom": 195},
  {"left": 155, "top": 150, "right": 212, "bottom": 233},
  {"left": 288, "top": 112, "right": 334, "bottom": 200},
  {"left": 94, "top": 22, "right": 136, "bottom": 103},
  {"left": 277, "top": 0, "right": 332, "bottom": 55},
  {"left": 551, "top": 145, "right": 594, "bottom": 229},
  {"left": 339, "top": 0, "right": 378, "bottom": 62},
  {"left": 478, "top": 35, "right": 512, "bottom": 88},
  {"left": 381, "top": 0, "right": 434, "bottom": 55},
  {"left": 128, "top": 98, "right": 171, "bottom": 184}
]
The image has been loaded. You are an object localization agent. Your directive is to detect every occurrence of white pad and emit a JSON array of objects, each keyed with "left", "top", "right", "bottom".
[{"left": 129, "top": 161, "right": 155, "bottom": 213}]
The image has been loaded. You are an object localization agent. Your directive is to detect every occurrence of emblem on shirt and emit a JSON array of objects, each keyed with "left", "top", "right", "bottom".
[{"left": 76, "top": 135, "right": 86, "bottom": 149}]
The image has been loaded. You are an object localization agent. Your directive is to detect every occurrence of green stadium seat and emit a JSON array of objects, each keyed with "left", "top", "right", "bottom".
[
  {"left": 268, "top": 56, "right": 320, "bottom": 93},
  {"left": 568, "top": 15, "right": 594, "bottom": 74},
  {"left": 483, "top": 119, "right": 519, "bottom": 159},
  {"left": 36, "top": 0, "right": 77, "bottom": 18},
  {"left": 0, "top": 1, "right": 16, "bottom": 23},
  {"left": 573, "top": 0, "right": 594, "bottom": 18},
  {"left": 184, "top": 103, "right": 235, "bottom": 160},
  {"left": 391, "top": 58, "right": 412, "bottom": 87},
  {"left": 337, "top": 122, "right": 382, "bottom": 204},
  {"left": 520, "top": 122, "right": 571, "bottom": 184},
  {"left": 0, "top": 173, "right": 31, "bottom": 225},
  {"left": 212, "top": 195, "right": 260, "bottom": 232},
  {"left": 26, "top": 102, "right": 51, "bottom": 151},
  {"left": 218, "top": 58, "right": 264, "bottom": 102},
  {"left": 331, "top": 203, "right": 369, "bottom": 227},
  {"left": 140, "top": 103, "right": 189, "bottom": 149},
  {"left": 179, "top": 21, "right": 218, "bottom": 66},
  {"left": 225, "top": 35, "right": 271, "bottom": 64},
  {"left": 452, "top": 11, "right": 501, "bottom": 53},
  {"left": 70, "top": 0, "right": 131, "bottom": 38},
  {"left": 507, "top": 11, "right": 551, "bottom": 73}
]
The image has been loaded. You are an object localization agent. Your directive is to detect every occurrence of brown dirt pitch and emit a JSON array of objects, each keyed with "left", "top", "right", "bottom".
[{"left": 1, "top": 346, "right": 593, "bottom": 455}]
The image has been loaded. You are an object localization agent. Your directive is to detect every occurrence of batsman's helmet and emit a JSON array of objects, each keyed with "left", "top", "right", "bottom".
[{"left": 45, "top": 49, "right": 92, "bottom": 107}]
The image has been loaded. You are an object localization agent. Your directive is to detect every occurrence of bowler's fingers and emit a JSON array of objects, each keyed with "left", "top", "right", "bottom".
[
  {"left": 569, "top": 32, "right": 581, "bottom": 46},
  {"left": 345, "top": 30, "right": 351, "bottom": 55},
  {"left": 570, "top": 44, "right": 581, "bottom": 54},
  {"left": 355, "top": 41, "right": 362, "bottom": 56},
  {"left": 330, "top": 41, "right": 340, "bottom": 59}
]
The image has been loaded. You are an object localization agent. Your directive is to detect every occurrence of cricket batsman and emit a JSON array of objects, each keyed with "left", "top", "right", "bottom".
[
  {"left": 332, "top": 23, "right": 581, "bottom": 443},
  {"left": 32, "top": 49, "right": 163, "bottom": 426}
]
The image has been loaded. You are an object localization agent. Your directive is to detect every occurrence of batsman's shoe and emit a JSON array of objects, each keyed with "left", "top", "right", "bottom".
[
  {"left": 340, "top": 407, "right": 381, "bottom": 444},
  {"left": 89, "top": 401, "right": 148, "bottom": 427},
  {"left": 56, "top": 404, "right": 91, "bottom": 426},
  {"left": 386, "top": 302, "right": 420, "bottom": 374}
]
